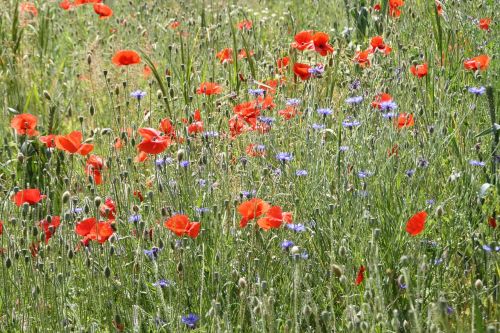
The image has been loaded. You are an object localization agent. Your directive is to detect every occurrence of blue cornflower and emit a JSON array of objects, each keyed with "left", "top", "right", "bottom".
[
  {"left": 153, "top": 279, "right": 173, "bottom": 288},
  {"left": 281, "top": 240, "right": 294, "bottom": 250},
  {"left": 469, "top": 160, "right": 486, "bottom": 167},
  {"left": 273, "top": 168, "right": 282, "bottom": 176},
  {"left": 482, "top": 244, "right": 500, "bottom": 252},
  {"left": 296, "top": 170, "right": 308, "bottom": 176},
  {"left": 381, "top": 112, "right": 397, "bottom": 119},
  {"left": 179, "top": 160, "right": 190, "bottom": 168},
  {"left": 339, "top": 146, "right": 349, "bottom": 152},
  {"left": 345, "top": 96, "right": 363, "bottom": 105},
  {"left": 311, "top": 123, "right": 325, "bottom": 130},
  {"left": 308, "top": 65, "right": 324, "bottom": 76},
  {"left": 300, "top": 251, "right": 309, "bottom": 260},
  {"left": 144, "top": 247, "right": 160, "bottom": 260},
  {"left": 181, "top": 314, "right": 199, "bottom": 329},
  {"left": 248, "top": 88, "right": 265, "bottom": 97},
  {"left": 405, "top": 169, "right": 416, "bottom": 177},
  {"left": 276, "top": 152, "right": 293, "bottom": 162},
  {"left": 241, "top": 190, "right": 256, "bottom": 199},
  {"left": 426, "top": 199, "right": 435, "bottom": 205},
  {"left": 156, "top": 156, "right": 173, "bottom": 167},
  {"left": 258, "top": 116, "right": 275, "bottom": 125},
  {"left": 379, "top": 101, "right": 398, "bottom": 111},
  {"left": 129, "top": 214, "right": 141, "bottom": 223},
  {"left": 286, "top": 98, "right": 301, "bottom": 106},
  {"left": 357, "top": 170, "right": 372, "bottom": 178},
  {"left": 418, "top": 158, "right": 429, "bottom": 168},
  {"left": 287, "top": 223, "right": 306, "bottom": 232},
  {"left": 202, "top": 131, "right": 219, "bottom": 138},
  {"left": 195, "top": 207, "right": 210, "bottom": 214},
  {"left": 468, "top": 86, "right": 486, "bottom": 95},
  {"left": 130, "top": 90, "right": 147, "bottom": 100},
  {"left": 72, "top": 207, "right": 83, "bottom": 214},
  {"left": 349, "top": 79, "right": 361, "bottom": 90},
  {"left": 342, "top": 119, "right": 361, "bottom": 128},
  {"left": 197, "top": 179, "right": 207, "bottom": 187},
  {"left": 254, "top": 144, "right": 266, "bottom": 152},
  {"left": 317, "top": 108, "right": 333, "bottom": 116},
  {"left": 434, "top": 258, "right": 443, "bottom": 265}
]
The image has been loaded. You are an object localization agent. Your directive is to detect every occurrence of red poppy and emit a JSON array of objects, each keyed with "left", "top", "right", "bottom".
[
  {"left": 86, "top": 155, "right": 104, "bottom": 185},
  {"left": 159, "top": 118, "right": 177, "bottom": 139},
  {"left": 373, "top": 3, "right": 381, "bottom": 11},
  {"left": 389, "top": 0, "right": 404, "bottom": 17},
  {"left": 312, "top": 32, "right": 334, "bottom": 56},
  {"left": 12, "top": 189, "right": 45, "bottom": 207},
  {"left": 112, "top": 50, "right": 141, "bottom": 66},
  {"left": 94, "top": 3, "right": 112, "bottom": 19},
  {"left": 100, "top": 198, "right": 116, "bottom": 220},
  {"left": 354, "top": 50, "right": 371, "bottom": 67},
  {"left": 59, "top": 0, "right": 72, "bottom": 10},
  {"left": 355, "top": 265, "right": 366, "bottom": 285},
  {"left": 55, "top": 131, "right": 94, "bottom": 155},
  {"left": 74, "top": 0, "right": 102, "bottom": 5},
  {"left": 387, "top": 144, "right": 399, "bottom": 157},
  {"left": 463, "top": 55, "right": 490, "bottom": 71},
  {"left": 137, "top": 128, "right": 171, "bottom": 154},
  {"left": 291, "top": 31, "right": 314, "bottom": 51},
  {"left": 370, "top": 36, "right": 391, "bottom": 55},
  {"left": 255, "top": 95, "right": 275, "bottom": 110},
  {"left": 238, "top": 49, "right": 254, "bottom": 60},
  {"left": 405, "top": 211, "right": 427, "bottom": 236},
  {"left": 196, "top": 82, "right": 222, "bottom": 95},
  {"left": 278, "top": 106, "right": 300, "bottom": 120},
  {"left": 164, "top": 214, "right": 200, "bottom": 238},
  {"left": 170, "top": 21, "right": 180, "bottom": 29},
  {"left": 257, "top": 206, "right": 293, "bottom": 231},
  {"left": 234, "top": 101, "right": 260, "bottom": 128},
  {"left": 11, "top": 113, "right": 39, "bottom": 136},
  {"left": 246, "top": 144, "right": 266, "bottom": 157},
  {"left": 293, "top": 63, "right": 311, "bottom": 80},
  {"left": 435, "top": 1, "right": 443, "bottom": 16},
  {"left": 39, "top": 134, "right": 57, "bottom": 148},
  {"left": 371, "top": 93, "right": 393, "bottom": 109},
  {"left": 0, "top": 221, "right": 3, "bottom": 235},
  {"left": 396, "top": 113, "right": 414, "bottom": 128},
  {"left": 238, "top": 198, "right": 271, "bottom": 228},
  {"left": 229, "top": 115, "right": 247, "bottom": 138},
  {"left": 277, "top": 56, "right": 289, "bottom": 70},
  {"left": 488, "top": 216, "right": 497, "bottom": 228},
  {"left": 134, "top": 151, "right": 149, "bottom": 163},
  {"left": 216, "top": 48, "right": 233, "bottom": 64},
  {"left": 410, "top": 63, "right": 428, "bottom": 78},
  {"left": 39, "top": 216, "right": 61, "bottom": 244},
  {"left": 133, "top": 190, "right": 144, "bottom": 202},
  {"left": 20, "top": 2, "right": 38, "bottom": 17},
  {"left": 478, "top": 18, "right": 491, "bottom": 31},
  {"left": 75, "top": 218, "right": 114, "bottom": 245},
  {"left": 187, "top": 110, "right": 204, "bottom": 135},
  {"left": 237, "top": 20, "right": 253, "bottom": 30}
]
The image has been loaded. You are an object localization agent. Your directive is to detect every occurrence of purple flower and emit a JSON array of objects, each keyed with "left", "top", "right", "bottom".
[
  {"left": 308, "top": 65, "right": 324, "bottom": 77},
  {"left": 295, "top": 170, "right": 308, "bottom": 176},
  {"left": 342, "top": 119, "right": 361, "bottom": 128},
  {"left": 405, "top": 169, "right": 416, "bottom": 177},
  {"left": 202, "top": 131, "right": 219, "bottom": 138},
  {"left": 128, "top": 214, "right": 141, "bottom": 223},
  {"left": 286, "top": 223, "right": 306, "bottom": 232},
  {"left": 345, "top": 96, "right": 363, "bottom": 105},
  {"left": 286, "top": 98, "right": 301, "bottom": 106},
  {"left": 418, "top": 158, "right": 429, "bottom": 168},
  {"left": 181, "top": 314, "right": 199, "bottom": 329},
  {"left": 156, "top": 156, "right": 173, "bottom": 167},
  {"left": 254, "top": 144, "right": 266, "bottom": 152},
  {"left": 468, "top": 86, "right": 486, "bottom": 95},
  {"left": 357, "top": 170, "right": 372, "bottom": 178},
  {"left": 153, "top": 279, "right": 173, "bottom": 288},
  {"left": 197, "top": 179, "right": 207, "bottom": 187},
  {"left": 317, "top": 108, "right": 333, "bottom": 116},
  {"left": 379, "top": 101, "right": 398, "bottom": 111},
  {"left": 130, "top": 90, "right": 147, "bottom": 100},
  {"left": 469, "top": 160, "right": 486, "bottom": 167},
  {"left": 195, "top": 207, "right": 210, "bottom": 214},
  {"left": 349, "top": 79, "right": 361, "bottom": 90},
  {"left": 241, "top": 190, "right": 256, "bottom": 199},
  {"left": 179, "top": 160, "right": 190, "bottom": 168},
  {"left": 281, "top": 240, "right": 294, "bottom": 250},
  {"left": 276, "top": 152, "right": 293, "bottom": 162},
  {"left": 339, "top": 146, "right": 349, "bottom": 152},
  {"left": 248, "top": 88, "right": 265, "bottom": 96},
  {"left": 144, "top": 247, "right": 160, "bottom": 260},
  {"left": 381, "top": 112, "right": 397, "bottom": 119},
  {"left": 258, "top": 116, "right": 275, "bottom": 125},
  {"left": 426, "top": 199, "right": 435, "bottom": 205},
  {"left": 311, "top": 123, "right": 325, "bottom": 130}
]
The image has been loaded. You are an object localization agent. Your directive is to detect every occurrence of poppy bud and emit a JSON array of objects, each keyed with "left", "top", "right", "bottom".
[
  {"left": 331, "top": 264, "right": 343, "bottom": 277},
  {"left": 5, "top": 257, "right": 12, "bottom": 268},
  {"left": 17, "top": 153, "right": 24, "bottom": 163},
  {"left": 302, "top": 304, "right": 311, "bottom": 317},
  {"left": 87, "top": 54, "right": 92, "bottom": 65},
  {"left": 32, "top": 226, "right": 38, "bottom": 237},
  {"left": 94, "top": 196, "right": 102, "bottom": 207},
  {"left": 104, "top": 266, "right": 111, "bottom": 278},
  {"left": 177, "top": 149, "right": 185, "bottom": 162},
  {"left": 68, "top": 249, "right": 74, "bottom": 259},
  {"left": 176, "top": 262, "right": 183, "bottom": 273},
  {"left": 115, "top": 85, "right": 120, "bottom": 95},
  {"left": 122, "top": 81, "right": 127, "bottom": 88},
  {"left": 435, "top": 205, "right": 444, "bottom": 217},
  {"left": 339, "top": 275, "right": 347, "bottom": 285},
  {"left": 474, "top": 279, "right": 483, "bottom": 290},
  {"left": 43, "top": 90, "right": 51, "bottom": 101},
  {"left": 339, "top": 245, "right": 347, "bottom": 256},
  {"left": 487, "top": 325, "right": 497, "bottom": 333},
  {"left": 238, "top": 277, "right": 247, "bottom": 289},
  {"left": 399, "top": 255, "right": 409, "bottom": 265}
]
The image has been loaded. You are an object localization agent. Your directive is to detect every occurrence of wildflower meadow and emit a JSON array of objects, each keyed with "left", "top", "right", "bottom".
[{"left": 0, "top": 0, "right": 498, "bottom": 331}]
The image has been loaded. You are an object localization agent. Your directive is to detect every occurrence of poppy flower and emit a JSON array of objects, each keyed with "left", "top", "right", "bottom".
[
  {"left": 11, "top": 113, "right": 39, "bottom": 136},
  {"left": 196, "top": 82, "right": 222, "bottom": 95},
  {"left": 159, "top": 118, "right": 177, "bottom": 139},
  {"left": 20, "top": 2, "right": 38, "bottom": 17},
  {"left": 237, "top": 19, "right": 252, "bottom": 30},
  {"left": 75, "top": 218, "right": 114, "bottom": 245},
  {"left": 373, "top": 3, "right": 381, "bottom": 11},
  {"left": 238, "top": 198, "right": 271, "bottom": 228},
  {"left": 435, "top": 1, "right": 443, "bottom": 16},
  {"left": 187, "top": 110, "right": 204, "bottom": 135},
  {"left": 238, "top": 49, "right": 254, "bottom": 60},
  {"left": 170, "top": 21, "right": 180, "bottom": 29},
  {"left": 216, "top": 48, "right": 233, "bottom": 64},
  {"left": 137, "top": 128, "right": 171, "bottom": 154},
  {"left": 410, "top": 63, "right": 428, "bottom": 78},
  {"left": 59, "top": 0, "right": 72, "bottom": 10},
  {"left": 291, "top": 31, "right": 314, "bottom": 51},
  {"left": 396, "top": 113, "right": 414, "bottom": 128},
  {"left": 74, "top": 0, "right": 102, "bottom": 5},
  {"left": 488, "top": 216, "right": 497, "bottom": 228},
  {"left": 164, "top": 214, "right": 200, "bottom": 238},
  {"left": 405, "top": 211, "right": 427, "bottom": 236},
  {"left": 255, "top": 95, "right": 275, "bottom": 110},
  {"left": 257, "top": 206, "right": 293, "bottom": 231},
  {"left": 371, "top": 93, "right": 393, "bottom": 109},
  {"left": 39, "top": 134, "right": 57, "bottom": 148},
  {"left": 134, "top": 151, "right": 149, "bottom": 163},
  {"left": 12, "top": 189, "right": 45, "bottom": 207},
  {"left": 312, "top": 32, "right": 334, "bottom": 56},
  {"left": 229, "top": 115, "right": 247, "bottom": 138},
  {"left": 354, "top": 50, "right": 371, "bottom": 67},
  {"left": 55, "top": 131, "right": 94, "bottom": 155},
  {"left": 293, "top": 63, "right": 311, "bottom": 80},
  {"left": 234, "top": 101, "right": 260, "bottom": 128},
  {"left": 277, "top": 56, "right": 290, "bottom": 70},
  {"left": 39, "top": 216, "right": 61, "bottom": 244},
  {"left": 355, "top": 265, "right": 366, "bottom": 285},
  {"left": 0, "top": 221, "right": 3, "bottom": 235},
  {"left": 246, "top": 143, "right": 266, "bottom": 157},
  {"left": 86, "top": 155, "right": 104, "bottom": 185},
  {"left": 278, "top": 106, "right": 300, "bottom": 120},
  {"left": 94, "top": 3, "right": 112, "bottom": 19},
  {"left": 100, "top": 198, "right": 116, "bottom": 220},
  {"left": 463, "top": 55, "right": 490, "bottom": 71},
  {"left": 133, "top": 190, "right": 144, "bottom": 202},
  {"left": 112, "top": 50, "right": 141, "bottom": 66},
  {"left": 478, "top": 18, "right": 491, "bottom": 31},
  {"left": 389, "top": 0, "right": 404, "bottom": 17}
]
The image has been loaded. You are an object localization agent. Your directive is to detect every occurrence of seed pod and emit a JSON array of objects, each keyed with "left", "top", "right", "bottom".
[{"left": 104, "top": 266, "right": 111, "bottom": 278}]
